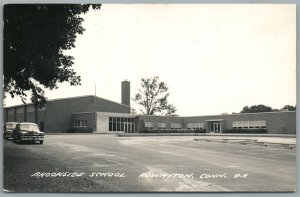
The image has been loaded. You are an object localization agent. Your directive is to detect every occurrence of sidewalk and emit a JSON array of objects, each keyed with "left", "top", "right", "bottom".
[
  {"left": 193, "top": 136, "right": 296, "bottom": 145},
  {"left": 116, "top": 133, "right": 296, "bottom": 138}
]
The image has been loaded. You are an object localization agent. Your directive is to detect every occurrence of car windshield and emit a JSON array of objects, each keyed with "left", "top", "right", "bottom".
[
  {"left": 20, "top": 124, "right": 40, "bottom": 132},
  {"left": 5, "top": 123, "right": 17, "bottom": 129}
]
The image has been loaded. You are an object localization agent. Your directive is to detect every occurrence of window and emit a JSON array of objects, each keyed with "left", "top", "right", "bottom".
[
  {"left": 243, "top": 121, "right": 249, "bottom": 128},
  {"left": 249, "top": 121, "right": 255, "bottom": 128},
  {"left": 8, "top": 108, "right": 14, "bottom": 115},
  {"left": 82, "top": 120, "right": 87, "bottom": 127},
  {"left": 109, "top": 117, "right": 112, "bottom": 131},
  {"left": 187, "top": 123, "right": 204, "bottom": 130},
  {"left": 187, "top": 123, "right": 192, "bottom": 129},
  {"left": 232, "top": 120, "right": 267, "bottom": 129},
  {"left": 74, "top": 120, "right": 78, "bottom": 127},
  {"left": 258, "top": 121, "right": 267, "bottom": 128},
  {"left": 237, "top": 121, "right": 243, "bottom": 128},
  {"left": 16, "top": 107, "right": 24, "bottom": 114},
  {"left": 171, "top": 123, "right": 182, "bottom": 129},
  {"left": 232, "top": 121, "right": 238, "bottom": 128},
  {"left": 74, "top": 120, "right": 87, "bottom": 127},
  {"left": 145, "top": 122, "right": 154, "bottom": 129},
  {"left": 109, "top": 116, "right": 135, "bottom": 132},
  {"left": 158, "top": 122, "right": 167, "bottom": 129},
  {"left": 117, "top": 117, "right": 120, "bottom": 131},
  {"left": 26, "top": 105, "right": 35, "bottom": 113}
]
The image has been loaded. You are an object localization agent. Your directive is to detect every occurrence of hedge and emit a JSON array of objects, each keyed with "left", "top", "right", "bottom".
[
  {"left": 140, "top": 129, "right": 207, "bottom": 133},
  {"left": 66, "top": 128, "right": 93, "bottom": 133},
  {"left": 222, "top": 129, "right": 268, "bottom": 134}
]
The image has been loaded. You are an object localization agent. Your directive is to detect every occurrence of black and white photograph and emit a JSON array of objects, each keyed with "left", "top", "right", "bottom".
[{"left": 2, "top": 3, "right": 296, "bottom": 192}]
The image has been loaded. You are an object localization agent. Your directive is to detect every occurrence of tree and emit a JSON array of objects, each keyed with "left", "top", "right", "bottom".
[
  {"left": 130, "top": 108, "right": 137, "bottom": 114},
  {"left": 281, "top": 105, "right": 296, "bottom": 111},
  {"left": 3, "top": 4, "right": 101, "bottom": 106},
  {"left": 133, "top": 76, "right": 177, "bottom": 116},
  {"left": 240, "top": 104, "right": 272, "bottom": 113},
  {"left": 240, "top": 106, "right": 250, "bottom": 113}
]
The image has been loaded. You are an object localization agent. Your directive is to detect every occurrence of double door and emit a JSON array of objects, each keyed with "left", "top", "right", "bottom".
[{"left": 209, "top": 121, "right": 221, "bottom": 133}]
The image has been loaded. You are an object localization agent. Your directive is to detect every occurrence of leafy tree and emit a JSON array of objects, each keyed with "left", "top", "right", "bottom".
[
  {"left": 281, "top": 105, "right": 296, "bottom": 111},
  {"left": 130, "top": 108, "right": 137, "bottom": 114},
  {"left": 133, "top": 76, "right": 177, "bottom": 116},
  {"left": 3, "top": 4, "right": 101, "bottom": 106},
  {"left": 241, "top": 106, "right": 250, "bottom": 113},
  {"left": 240, "top": 104, "right": 272, "bottom": 113}
]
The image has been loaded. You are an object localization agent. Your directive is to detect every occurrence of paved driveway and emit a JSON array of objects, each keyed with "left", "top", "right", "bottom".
[{"left": 3, "top": 135, "right": 296, "bottom": 192}]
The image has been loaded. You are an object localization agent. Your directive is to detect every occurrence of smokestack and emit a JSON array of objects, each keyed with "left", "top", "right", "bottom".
[{"left": 121, "top": 80, "right": 130, "bottom": 107}]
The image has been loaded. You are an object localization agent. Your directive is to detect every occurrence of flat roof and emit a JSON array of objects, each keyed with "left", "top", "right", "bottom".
[
  {"left": 183, "top": 110, "right": 296, "bottom": 118},
  {"left": 72, "top": 111, "right": 137, "bottom": 117}
]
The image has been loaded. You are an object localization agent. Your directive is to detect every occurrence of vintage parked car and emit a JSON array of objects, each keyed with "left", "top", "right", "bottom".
[
  {"left": 12, "top": 122, "right": 45, "bottom": 144},
  {"left": 3, "top": 122, "right": 19, "bottom": 139}
]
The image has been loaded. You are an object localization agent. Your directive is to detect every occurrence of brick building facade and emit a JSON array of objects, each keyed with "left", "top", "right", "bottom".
[
  {"left": 3, "top": 95, "right": 130, "bottom": 132},
  {"left": 3, "top": 81, "right": 296, "bottom": 134}
]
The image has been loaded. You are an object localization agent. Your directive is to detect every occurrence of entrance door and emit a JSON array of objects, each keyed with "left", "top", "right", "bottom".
[
  {"left": 214, "top": 123, "right": 220, "bottom": 133},
  {"left": 209, "top": 121, "right": 221, "bottom": 133},
  {"left": 124, "top": 123, "right": 128, "bottom": 133}
]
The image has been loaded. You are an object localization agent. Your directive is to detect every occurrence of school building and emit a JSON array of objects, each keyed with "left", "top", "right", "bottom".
[{"left": 3, "top": 80, "right": 296, "bottom": 134}]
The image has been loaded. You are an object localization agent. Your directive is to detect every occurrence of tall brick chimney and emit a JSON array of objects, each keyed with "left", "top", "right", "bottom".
[{"left": 121, "top": 80, "right": 130, "bottom": 107}]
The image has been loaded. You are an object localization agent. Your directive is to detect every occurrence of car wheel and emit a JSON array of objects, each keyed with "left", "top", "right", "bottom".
[{"left": 39, "top": 140, "right": 44, "bottom": 144}]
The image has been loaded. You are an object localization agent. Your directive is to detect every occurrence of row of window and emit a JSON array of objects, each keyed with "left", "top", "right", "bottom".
[
  {"left": 145, "top": 122, "right": 204, "bottom": 130},
  {"left": 74, "top": 120, "right": 88, "bottom": 127},
  {"left": 7, "top": 106, "right": 46, "bottom": 115},
  {"left": 145, "top": 122, "right": 184, "bottom": 129},
  {"left": 145, "top": 121, "right": 267, "bottom": 130},
  {"left": 109, "top": 117, "right": 134, "bottom": 123},
  {"left": 109, "top": 117, "right": 135, "bottom": 132},
  {"left": 232, "top": 121, "right": 267, "bottom": 129},
  {"left": 187, "top": 123, "right": 204, "bottom": 129},
  {"left": 73, "top": 119, "right": 267, "bottom": 130}
]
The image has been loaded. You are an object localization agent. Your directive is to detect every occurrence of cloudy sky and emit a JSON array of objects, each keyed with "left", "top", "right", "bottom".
[{"left": 5, "top": 4, "right": 296, "bottom": 116}]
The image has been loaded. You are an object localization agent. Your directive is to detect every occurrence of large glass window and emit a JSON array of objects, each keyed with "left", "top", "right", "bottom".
[
  {"left": 112, "top": 117, "right": 116, "bottom": 131},
  {"left": 109, "top": 120, "right": 112, "bottom": 131},
  {"left": 117, "top": 117, "right": 120, "bottom": 131},
  {"left": 108, "top": 116, "right": 135, "bottom": 132}
]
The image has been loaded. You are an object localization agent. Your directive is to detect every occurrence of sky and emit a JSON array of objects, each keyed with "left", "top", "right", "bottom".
[{"left": 4, "top": 4, "right": 296, "bottom": 116}]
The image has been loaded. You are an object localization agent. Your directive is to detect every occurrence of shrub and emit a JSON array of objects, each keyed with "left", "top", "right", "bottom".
[
  {"left": 139, "top": 128, "right": 207, "bottom": 133},
  {"left": 66, "top": 128, "right": 93, "bottom": 133},
  {"left": 222, "top": 129, "right": 267, "bottom": 134},
  {"left": 66, "top": 128, "right": 76, "bottom": 133}
]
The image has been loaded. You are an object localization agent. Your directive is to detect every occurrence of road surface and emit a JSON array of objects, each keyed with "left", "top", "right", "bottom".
[{"left": 3, "top": 134, "right": 296, "bottom": 192}]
